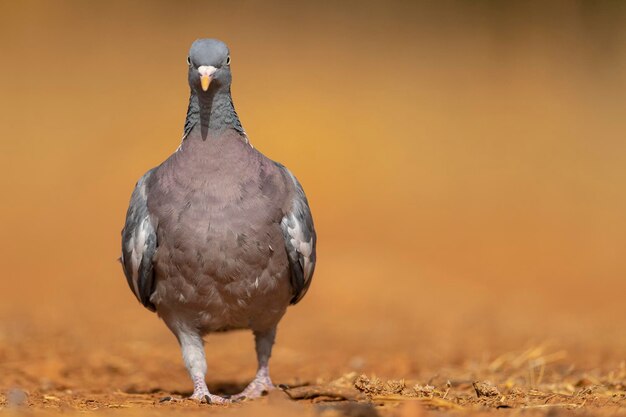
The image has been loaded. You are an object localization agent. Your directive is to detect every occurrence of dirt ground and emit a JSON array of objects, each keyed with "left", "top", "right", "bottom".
[{"left": 1, "top": 312, "right": 625, "bottom": 417}]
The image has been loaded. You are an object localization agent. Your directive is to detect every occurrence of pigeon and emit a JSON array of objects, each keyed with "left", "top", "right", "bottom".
[{"left": 120, "top": 39, "right": 316, "bottom": 404}]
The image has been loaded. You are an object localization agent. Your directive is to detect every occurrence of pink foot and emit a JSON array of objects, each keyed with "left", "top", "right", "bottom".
[
  {"left": 189, "top": 376, "right": 229, "bottom": 404},
  {"left": 231, "top": 370, "right": 274, "bottom": 400}
]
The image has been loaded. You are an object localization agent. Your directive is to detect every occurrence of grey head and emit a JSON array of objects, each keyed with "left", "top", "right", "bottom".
[
  {"left": 187, "top": 39, "right": 232, "bottom": 95},
  {"left": 182, "top": 39, "right": 243, "bottom": 138}
]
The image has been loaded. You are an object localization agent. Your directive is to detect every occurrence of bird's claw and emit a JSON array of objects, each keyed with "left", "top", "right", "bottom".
[
  {"left": 190, "top": 393, "right": 230, "bottom": 405},
  {"left": 188, "top": 389, "right": 229, "bottom": 405},
  {"left": 231, "top": 380, "right": 274, "bottom": 401}
]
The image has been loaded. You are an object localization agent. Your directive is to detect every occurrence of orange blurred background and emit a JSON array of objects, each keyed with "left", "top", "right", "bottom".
[{"left": 0, "top": 0, "right": 625, "bottom": 384}]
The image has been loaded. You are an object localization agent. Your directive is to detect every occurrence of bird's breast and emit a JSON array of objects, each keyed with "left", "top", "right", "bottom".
[{"left": 144, "top": 137, "right": 292, "bottom": 330}]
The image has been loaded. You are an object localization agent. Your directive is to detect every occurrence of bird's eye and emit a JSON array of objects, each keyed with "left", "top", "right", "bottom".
[
  {"left": 186, "top": 56, "right": 191, "bottom": 66},
  {"left": 225, "top": 55, "right": 231, "bottom": 65}
]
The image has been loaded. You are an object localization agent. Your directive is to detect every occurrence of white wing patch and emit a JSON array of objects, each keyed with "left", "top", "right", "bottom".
[
  {"left": 126, "top": 216, "right": 152, "bottom": 300},
  {"left": 283, "top": 213, "right": 314, "bottom": 281}
]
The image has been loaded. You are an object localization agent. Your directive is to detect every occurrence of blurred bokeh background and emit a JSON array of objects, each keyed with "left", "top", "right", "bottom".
[{"left": 0, "top": 0, "right": 625, "bottom": 395}]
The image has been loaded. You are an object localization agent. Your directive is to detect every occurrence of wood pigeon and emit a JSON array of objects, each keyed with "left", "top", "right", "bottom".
[{"left": 120, "top": 38, "right": 316, "bottom": 404}]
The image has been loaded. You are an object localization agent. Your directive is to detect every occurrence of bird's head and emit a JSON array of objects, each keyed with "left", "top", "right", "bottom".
[{"left": 187, "top": 39, "right": 232, "bottom": 94}]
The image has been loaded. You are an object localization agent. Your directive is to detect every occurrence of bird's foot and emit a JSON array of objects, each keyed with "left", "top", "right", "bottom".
[
  {"left": 189, "top": 390, "right": 230, "bottom": 404},
  {"left": 231, "top": 373, "right": 274, "bottom": 401},
  {"left": 189, "top": 376, "right": 230, "bottom": 404},
  {"left": 199, "top": 394, "right": 230, "bottom": 405}
]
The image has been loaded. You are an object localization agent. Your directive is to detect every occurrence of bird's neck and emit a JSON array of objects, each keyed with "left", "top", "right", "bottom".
[{"left": 183, "top": 88, "right": 244, "bottom": 140}]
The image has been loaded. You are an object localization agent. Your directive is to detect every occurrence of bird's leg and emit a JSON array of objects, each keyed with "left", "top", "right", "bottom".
[
  {"left": 177, "top": 331, "right": 228, "bottom": 404},
  {"left": 232, "top": 327, "right": 276, "bottom": 400}
]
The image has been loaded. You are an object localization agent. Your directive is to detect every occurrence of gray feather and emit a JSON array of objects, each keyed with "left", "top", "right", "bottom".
[
  {"left": 121, "top": 169, "right": 157, "bottom": 311},
  {"left": 276, "top": 163, "right": 317, "bottom": 304}
]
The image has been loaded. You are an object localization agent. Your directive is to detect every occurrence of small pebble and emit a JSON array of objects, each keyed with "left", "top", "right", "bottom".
[
  {"left": 7, "top": 388, "right": 28, "bottom": 407},
  {"left": 472, "top": 381, "right": 501, "bottom": 398}
]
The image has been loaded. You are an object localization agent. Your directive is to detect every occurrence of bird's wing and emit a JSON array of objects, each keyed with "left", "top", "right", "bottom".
[
  {"left": 120, "top": 169, "right": 158, "bottom": 311},
  {"left": 276, "top": 163, "right": 317, "bottom": 305}
]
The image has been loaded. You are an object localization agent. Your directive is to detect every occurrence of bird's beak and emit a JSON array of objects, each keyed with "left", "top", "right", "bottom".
[{"left": 198, "top": 65, "right": 217, "bottom": 91}]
